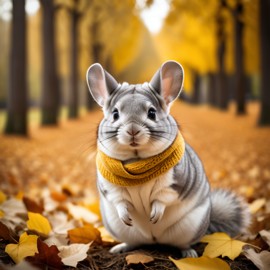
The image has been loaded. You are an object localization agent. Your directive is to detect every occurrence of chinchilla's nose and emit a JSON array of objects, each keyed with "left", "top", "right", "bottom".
[{"left": 126, "top": 123, "right": 141, "bottom": 136}]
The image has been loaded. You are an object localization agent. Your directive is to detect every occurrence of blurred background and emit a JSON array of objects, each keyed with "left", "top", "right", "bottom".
[
  {"left": 0, "top": 0, "right": 270, "bottom": 201},
  {"left": 0, "top": 0, "right": 269, "bottom": 134}
]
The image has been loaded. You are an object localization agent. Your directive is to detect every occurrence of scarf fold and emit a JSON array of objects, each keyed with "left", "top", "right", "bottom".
[{"left": 96, "top": 133, "right": 185, "bottom": 186}]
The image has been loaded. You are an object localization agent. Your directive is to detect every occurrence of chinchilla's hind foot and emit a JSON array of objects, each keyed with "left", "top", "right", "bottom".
[
  {"left": 181, "top": 248, "right": 198, "bottom": 258},
  {"left": 110, "top": 243, "right": 137, "bottom": 254}
]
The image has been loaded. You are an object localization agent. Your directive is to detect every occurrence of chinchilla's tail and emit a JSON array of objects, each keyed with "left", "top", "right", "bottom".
[{"left": 207, "top": 189, "right": 251, "bottom": 237}]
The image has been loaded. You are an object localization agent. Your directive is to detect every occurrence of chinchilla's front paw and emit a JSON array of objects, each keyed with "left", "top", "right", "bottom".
[
  {"left": 150, "top": 200, "right": 165, "bottom": 224},
  {"left": 116, "top": 201, "right": 134, "bottom": 226}
]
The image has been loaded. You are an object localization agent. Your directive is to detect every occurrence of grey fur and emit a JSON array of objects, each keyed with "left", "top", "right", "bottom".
[{"left": 86, "top": 61, "right": 251, "bottom": 257}]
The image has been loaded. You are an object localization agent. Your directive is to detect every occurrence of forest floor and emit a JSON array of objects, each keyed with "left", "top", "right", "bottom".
[{"left": 0, "top": 101, "right": 270, "bottom": 270}]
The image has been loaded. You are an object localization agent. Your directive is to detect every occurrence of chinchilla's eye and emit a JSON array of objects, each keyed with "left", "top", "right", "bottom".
[
  {"left": 148, "top": 108, "right": 156, "bottom": 121},
  {"left": 112, "top": 108, "right": 119, "bottom": 121}
]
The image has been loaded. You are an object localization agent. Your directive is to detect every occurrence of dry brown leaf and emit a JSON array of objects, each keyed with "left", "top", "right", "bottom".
[
  {"left": 126, "top": 253, "right": 154, "bottom": 265},
  {"left": 58, "top": 243, "right": 91, "bottom": 267},
  {"left": 23, "top": 196, "right": 44, "bottom": 214},
  {"left": 259, "top": 230, "right": 270, "bottom": 246},
  {"left": 244, "top": 248, "right": 270, "bottom": 270}
]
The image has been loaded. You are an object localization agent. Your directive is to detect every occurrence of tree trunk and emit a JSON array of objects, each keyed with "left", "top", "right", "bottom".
[
  {"left": 5, "top": 0, "right": 28, "bottom": 135},
  {"left": 86, "top": 19, "right": 103, "bottom": 111},
  {"left": 40, "top": 0, "right": 60, "bottom": 125},
  {"left": 234, "top": 0, "right": 246, "bottom": 114},
  {"left": 191, "top": 71, "right": 201, "bottom": 104},
  {"left": 208, "top": 73, "right": 218, "bottom": 106},
  {"left": 258, "top": 0, "right": 270, "bottom": 125},
  {"left": 216, "top": 1, "right": 228, "bottom": 110},
  {"left": 68, "top": 12, "right": 79, "bottom": 118}
]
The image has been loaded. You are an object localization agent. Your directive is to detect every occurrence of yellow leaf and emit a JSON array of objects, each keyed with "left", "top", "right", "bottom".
[
  {"left": 5, "top": 232, "right": 38, "bottom": 263},
  {"left": 98, "top": 226, "right": 116, "bottom": 242},
  {"left": 0, "top": 191, "right": 7, "bottom": 204},
  {"left": 84, "top": 201, "right": 102, "bottom": 220},
  {"left": 27, "top": 212, "right": 52, "bottom": 236},
  {"left": 16, "top": 191, "right": 24, "bottom": 200},
  {"left": 126, "top": 253, "right": 154, "bottom": 265},
  {"left": 169, "top": 256, "right": 231, "bottom": 270},
  {"left": 0, "top": 210, "right": 4, "bottom": 218},
  {"left": 201, "top": 233, "right": 247, "bottom": 260},
  {"left": 68, "top": 224, "right": 102, "bottom": 244}
]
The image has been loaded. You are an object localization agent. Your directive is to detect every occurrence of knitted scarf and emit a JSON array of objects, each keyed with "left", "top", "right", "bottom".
[{"left": 96, "top": 133, "right": 185, "bottom": 187}]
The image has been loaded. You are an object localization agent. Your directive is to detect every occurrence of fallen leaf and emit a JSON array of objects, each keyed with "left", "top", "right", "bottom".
[
  {"left": 84, "top": 201, "right": 102, "bottom": 220},
  {"left": 244, "top": 248, "right": 270, "bottom": 270},
  {"left": 68, "top": 224, "right": 102, "bottom": 244},
  {"left": 259, "top": 230, "right": 270, "bottom": 246},
  {"left": 23, "top": 197, "right": 44, "bottom": 214},
  {"left": 5, "top": 232, "right": 38, "bottom": 263},
  {"left": 169, "top": 256, "right": 231, "bottom": 270},
  {"left": 27, "top": 212, "right": 52, "bottom": 236},
  {"left": 126, "top": 253, "right": 154, "bottom": 265},
  {"left": 26, "top": 238, "right": 63, "bottom": 269},
  {"left": 249, "top": 198, "right": 266, "bottom": 214},
  {"left": 67, "top": 203, "right": 99, "bottom": 224},
  {"left": 98, "top": 226, "right": 116, "bottom": 243},
  {"left": 0, "top": 190, "right": 7, "bottom": 203},
  {"left": 50, "top": 191, "right": 67, "bottom": 203},
  {"left": 58, "top": 243, "right": 91, "bottom": 267},
  {"left": 201, "top": 232, "right": 247, "bottom": 260},
  {"left": 0, "top": 198, "right": 27, "bottom": 226},
  {"left": 0, "top": 221, "right": 17, "bottom": 242}
]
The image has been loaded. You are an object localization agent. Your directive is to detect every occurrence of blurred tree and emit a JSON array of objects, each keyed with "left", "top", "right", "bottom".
[
  {"left": 40, "top": 0, "right": 60, "bottom": 125},
  {"left": 216, "top": 0, "right": 228, "bottom": 110},
  {"left": 5, "top": 0, "right": 28, "bottom": 135},
  {"left": 258, "top": 0, "right": 270, "bottom": 125},
  {"left": 231, "top": 0, "right": 246, "bottom": 114},
  {"left": 67, "top": 0, "right": 83, "bottom": 119}
]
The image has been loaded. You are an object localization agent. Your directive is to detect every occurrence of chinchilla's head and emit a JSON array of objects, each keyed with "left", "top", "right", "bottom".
[{"left": 86, "top": 61, "right": 184, "bottom": 160}]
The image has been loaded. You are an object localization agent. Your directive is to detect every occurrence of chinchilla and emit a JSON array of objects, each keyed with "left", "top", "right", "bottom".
[{"left": 86, "top": 61, "right": 250, "bottom": 257}]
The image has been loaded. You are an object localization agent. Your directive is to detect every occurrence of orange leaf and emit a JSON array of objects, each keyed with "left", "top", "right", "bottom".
[{"left": 68, "top": 224, "right": 102, "bottom": 244}]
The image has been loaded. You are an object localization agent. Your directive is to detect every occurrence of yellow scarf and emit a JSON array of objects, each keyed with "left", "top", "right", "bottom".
[{"left": 96, "top": 133, "right": 185, "bottom": 186}]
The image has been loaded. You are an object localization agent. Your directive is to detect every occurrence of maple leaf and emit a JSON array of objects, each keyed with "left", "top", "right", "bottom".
[
  {"left": 58, "top": 243, "right": 91, "bottom": 267},
  {"left": 169, "top": 256, "right": 231, "bottom": 270},
  {"left": 27, "top": 212, "right": 52, "bottom": 236},
  {"left": 244, "top": 248, "right": 270, "bottom": 270},
  {"left": 68, "top": 224, "right": 102, "bottom": 244},
  {"left": 5, "top": 232, "right": 38, "bottom": 263},
  {"left": 26, "top": 238, "right": 63, "bottom": 269},
  {"left": 126, "top": 253, "right": 154, "bottom": 265},
  {"left": 201, "top": 232, "right": 247, "bottom": 260}
]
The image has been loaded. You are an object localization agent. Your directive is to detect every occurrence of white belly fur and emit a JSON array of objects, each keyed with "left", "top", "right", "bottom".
[{"left": 98, "top": 169, "right": 210, "bottom": 248}]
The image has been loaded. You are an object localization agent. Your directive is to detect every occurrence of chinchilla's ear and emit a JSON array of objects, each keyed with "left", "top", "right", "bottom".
[
  {"left": 86, "top": 63, "right": 119, "bottom": 107},
  {"left": 150, "top": 60, "right": 184, "bottom": 105}
]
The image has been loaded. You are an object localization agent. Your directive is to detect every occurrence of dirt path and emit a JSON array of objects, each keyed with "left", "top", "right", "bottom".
[{"left": 0, "top": 101, "right": 269, "bottom": 201}]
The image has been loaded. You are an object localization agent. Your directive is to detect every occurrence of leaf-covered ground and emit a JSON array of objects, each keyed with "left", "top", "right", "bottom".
[{"left": 0, "top": 101, "right": 270, "bottom": 269}]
